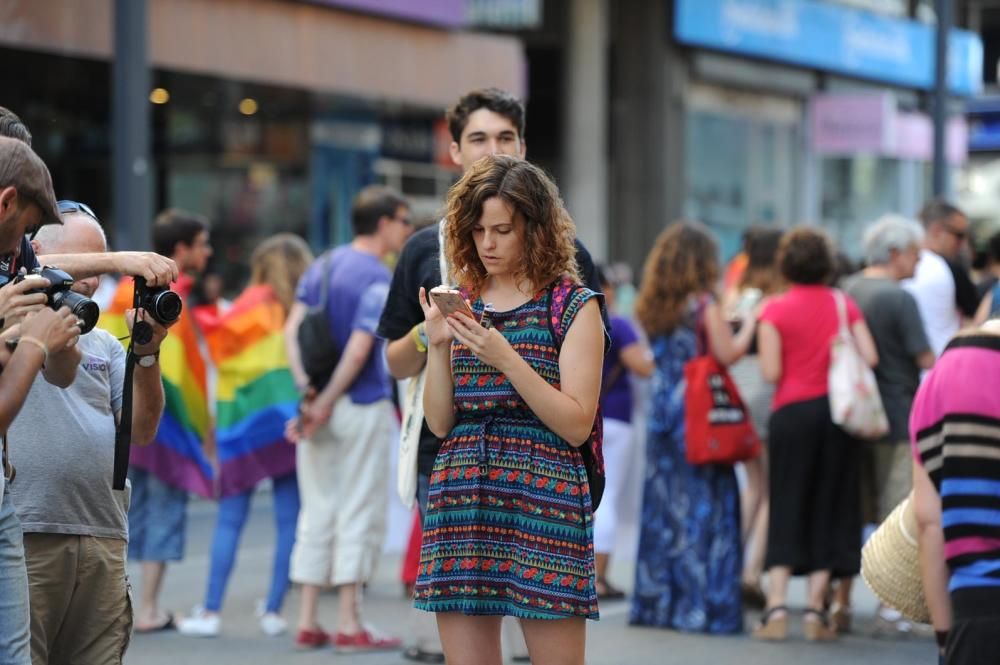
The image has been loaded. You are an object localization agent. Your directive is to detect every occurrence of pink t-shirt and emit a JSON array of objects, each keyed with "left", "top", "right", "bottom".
[{"left": 759, "top": 285, "right": 863, "bottom": 411}]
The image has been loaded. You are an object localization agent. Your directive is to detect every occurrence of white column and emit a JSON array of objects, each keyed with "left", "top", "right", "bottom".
[{"left": 562, "top": 0, "right": 608, "bottom": 262}]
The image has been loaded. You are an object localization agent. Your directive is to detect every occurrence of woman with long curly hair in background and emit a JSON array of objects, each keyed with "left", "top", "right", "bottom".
[{"left": 628, "top": 222, "right": 757, "bottom": 634}]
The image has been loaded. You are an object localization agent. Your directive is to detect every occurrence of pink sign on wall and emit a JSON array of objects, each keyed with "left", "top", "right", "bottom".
[
  {"left": 811, "top": 93, "right": 967, "bottom": 165},
  {"left": 811, "top": 93, "right": 896, "bottom": 155}
]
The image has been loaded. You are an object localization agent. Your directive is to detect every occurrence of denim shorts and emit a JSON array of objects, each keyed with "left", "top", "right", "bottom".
[{"left": 127, "top": 469, "right": 188, "bottom": 562}]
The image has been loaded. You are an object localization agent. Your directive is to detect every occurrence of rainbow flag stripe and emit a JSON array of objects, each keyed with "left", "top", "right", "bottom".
[
  {"left": 99, "top": 278, "right": 213, "bottom": 498},
  {"left": 202, "top": 284, "right": 298, "bottom": 497}
]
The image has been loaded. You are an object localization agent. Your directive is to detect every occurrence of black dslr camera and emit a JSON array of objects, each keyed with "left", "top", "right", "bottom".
[
  {"left": 0, "top": 266, "right": 100, "bottom": 334},
  {"left": 130, "top": 276, "right": 183, "bottom": 345}
]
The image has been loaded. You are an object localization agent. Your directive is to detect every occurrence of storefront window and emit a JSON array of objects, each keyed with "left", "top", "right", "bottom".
[
  {"left": 820, "top": 155, "right": 902, "bottom": 258},
  {"left": 685, "top": 108, "right": 799, "bottom": 260}
]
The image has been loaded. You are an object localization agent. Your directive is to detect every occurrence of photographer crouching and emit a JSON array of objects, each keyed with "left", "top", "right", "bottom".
[{"left": 7, "top": 202, "right": 171, "bottom": 665}]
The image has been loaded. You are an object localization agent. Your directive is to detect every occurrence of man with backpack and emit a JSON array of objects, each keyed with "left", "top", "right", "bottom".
[{"left": 285, "top": 185, "right": 412, "bottom": 652}]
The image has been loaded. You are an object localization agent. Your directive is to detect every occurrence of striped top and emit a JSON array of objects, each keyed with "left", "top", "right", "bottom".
[{"left": 911, "top": 333, "right": 1000, "bottom": 604}]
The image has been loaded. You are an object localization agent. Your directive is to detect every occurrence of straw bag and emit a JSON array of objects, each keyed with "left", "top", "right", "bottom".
[
  {"left": 828, "top": 290, "right": 888, "bottom": 440},
  {"left": 860, "top": 494, "right": 930, "bottom": 623}
]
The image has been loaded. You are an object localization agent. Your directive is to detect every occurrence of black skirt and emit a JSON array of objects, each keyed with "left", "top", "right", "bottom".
[{"left": 765, "top": 396, "right": 862, "bottom": 577}]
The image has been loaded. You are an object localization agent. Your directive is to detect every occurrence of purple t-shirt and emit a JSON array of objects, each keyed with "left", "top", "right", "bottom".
[
  {"left": 295, "top": 246, "right": 391, "bottom": 405},
  {"left": 601, "top": 315, "right": 640, "bottom": 422}
]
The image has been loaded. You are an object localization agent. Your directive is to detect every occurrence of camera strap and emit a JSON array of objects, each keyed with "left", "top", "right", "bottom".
[
  {"left": 112, "top": 287, "right": 144, "bottom": 492},
  {"left": 112, "top": 349, "right": 136, "bottom": 491}
]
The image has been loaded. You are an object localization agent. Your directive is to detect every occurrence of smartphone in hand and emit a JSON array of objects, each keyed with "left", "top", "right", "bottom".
[{"left": 429, "top": 286, "right": 475, "bottom": 319}]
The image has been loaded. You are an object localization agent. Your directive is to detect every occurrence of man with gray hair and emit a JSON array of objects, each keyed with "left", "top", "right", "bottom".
[
  {"left": 10, "top": 203, "right": 170, "bottom": 664},
  {"left": 843, "top": 213, "right": 934, "bottom": 636}
]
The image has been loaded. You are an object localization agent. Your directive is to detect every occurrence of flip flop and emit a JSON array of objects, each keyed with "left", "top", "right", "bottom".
[
  {"left": 402, "top": 646, "right": 445, "bottom": 663},
  {"left": 596, "top": 578, "right": 626, "bottom": 600},
  {"left": 135, "top": 612, "right": 175, "bottom": 634}
]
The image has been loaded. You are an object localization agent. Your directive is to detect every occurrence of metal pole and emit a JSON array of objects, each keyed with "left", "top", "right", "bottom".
[
  {"left": 933, "top": 0, "right": 952, "bottom": 197},
  {"left": 112, "top": 0, "right": 151, "bottom": 251}
]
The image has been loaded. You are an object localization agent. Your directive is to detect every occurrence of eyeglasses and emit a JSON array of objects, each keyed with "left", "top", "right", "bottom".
[{"left": 394, "top": 214, "right": 412, "bottom": 226}]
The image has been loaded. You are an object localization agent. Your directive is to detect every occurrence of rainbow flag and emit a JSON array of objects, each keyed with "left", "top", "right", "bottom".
[
  {"left": 200, "top": 284, "right": 298, "bottom": 497},
  {"left": 98, "top": 277, "right": 213, "bottom": 498}
]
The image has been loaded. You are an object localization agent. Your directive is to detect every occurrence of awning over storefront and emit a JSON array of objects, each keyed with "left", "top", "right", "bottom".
[{"left": 0, "top": 0, "right": 526, "bottom": 107}]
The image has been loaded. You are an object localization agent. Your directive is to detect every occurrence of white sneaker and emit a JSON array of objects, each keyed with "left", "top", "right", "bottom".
[
  {"left": 259, "top": 612, "right": 287, "bottom": 637},
  {"left": 177, "top": 607, "right": 220, "bottom": 637}
]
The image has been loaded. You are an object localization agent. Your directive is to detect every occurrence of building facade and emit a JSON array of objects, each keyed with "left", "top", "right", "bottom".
[
  {"left": 0, "top": 0, "right": 524, "bottom": 287},
  {"left": 607, "top": 0, "right": 982, "bottom": 268}
]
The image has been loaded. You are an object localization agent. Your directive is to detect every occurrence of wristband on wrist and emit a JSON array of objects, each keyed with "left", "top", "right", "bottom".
[
  {"left": 18, "top": 336, "right": 48, "bottom": 364},
  {"left": 411, "top": 323, "right": 428, "bottom": 353},
  {"left": 935, "top": 630, "right": 948, "bottom": 649}
]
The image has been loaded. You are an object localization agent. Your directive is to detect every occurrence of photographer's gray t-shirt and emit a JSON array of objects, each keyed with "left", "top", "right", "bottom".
[{"left": 7, "top": 328, "right": 129, "bottom": 540}]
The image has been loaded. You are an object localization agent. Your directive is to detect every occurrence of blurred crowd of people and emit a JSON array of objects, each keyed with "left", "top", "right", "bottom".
[{"left": 1, "top": 82, "right": 998, "bottom": 665}]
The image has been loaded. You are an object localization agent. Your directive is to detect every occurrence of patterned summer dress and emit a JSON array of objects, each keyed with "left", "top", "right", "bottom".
[
  {"left": 414, "top": 281, "right": 600, "bottom": 620},
  {"left": 629, "top": 296, "right": 743, "bottom": 633}
]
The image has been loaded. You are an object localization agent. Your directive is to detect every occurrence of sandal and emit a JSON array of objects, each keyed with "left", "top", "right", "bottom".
[
  {"left": 803, "top": 608, "right": 838, "bottom": 642},
  {"left": 830, "top": 602, "right": 852, "bottom": 633},
  {"left": 596, "top": 577, "right": 626, "bottom": 601},
  {"left": 402, "top": 646, "right": 446, "bottom": 663},
  {"left": 134, "top": 612, "right": 176, "bottom": 634},
  {"left": 751, "top": 606, "right": 787, "bottom": 641}
]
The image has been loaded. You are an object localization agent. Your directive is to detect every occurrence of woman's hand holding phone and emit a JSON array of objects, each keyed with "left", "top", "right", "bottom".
[{"left": 419, "top": 287, "right": 456, "bottom": 348}]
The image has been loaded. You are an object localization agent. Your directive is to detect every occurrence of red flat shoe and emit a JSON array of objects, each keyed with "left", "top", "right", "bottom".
[
  {"left": 294, "top": 626, "right": 331, "bottom": 650},
  {"left": 333, "top": 628, "right": 402, "bottom": 653}
]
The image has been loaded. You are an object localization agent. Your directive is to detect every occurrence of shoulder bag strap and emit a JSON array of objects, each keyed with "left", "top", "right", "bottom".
[
  {"left": 693, "top": 294, "right": 711, "bottom": 358},
  {"left": 438, "top": 219, "right": 451, "bottom": 286},
  {"left": 833, "top": 288, "right": 849, "bottom": 336},
  {"left": 318, "top": 251, "right": 332, "bottom": 309}
]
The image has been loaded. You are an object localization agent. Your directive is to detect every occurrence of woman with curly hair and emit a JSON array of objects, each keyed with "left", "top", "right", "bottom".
[
  {"left": 629, "top": 222, "right": 757, "bottom": 634},
  {"left": 415, "top": 154, "right": 605, "bottom": 665}
]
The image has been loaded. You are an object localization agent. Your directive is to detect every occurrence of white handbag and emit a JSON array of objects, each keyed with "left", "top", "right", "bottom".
[{"left": 828, "top": 289, "right": 889, "bottom": 440}]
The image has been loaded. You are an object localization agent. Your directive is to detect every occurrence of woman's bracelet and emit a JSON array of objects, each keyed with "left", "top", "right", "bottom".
[
  {"left": 411, "top": 323, "right": 428, "bottom": 353},
  {"left": 18, "top": 336, "right": 48, "bottom": 364}
]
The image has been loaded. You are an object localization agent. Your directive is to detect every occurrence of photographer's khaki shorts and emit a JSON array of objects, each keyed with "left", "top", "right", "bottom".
[{"left": 23, "top": 534, "right": 132, "bottom": 665}]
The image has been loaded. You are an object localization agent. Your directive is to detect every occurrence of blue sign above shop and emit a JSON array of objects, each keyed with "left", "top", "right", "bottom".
[{"left": 675, "top": 0, "right": 983, "bottom": 97}]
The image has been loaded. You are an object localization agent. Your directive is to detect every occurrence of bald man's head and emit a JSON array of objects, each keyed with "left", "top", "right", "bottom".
[{"left": 35, "top": 211, "right": 107, "bottom": 255}]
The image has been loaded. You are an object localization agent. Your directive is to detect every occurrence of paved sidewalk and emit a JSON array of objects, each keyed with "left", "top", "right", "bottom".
[{"left": 125, "top": 495, "right": 937, "bottom": 665}]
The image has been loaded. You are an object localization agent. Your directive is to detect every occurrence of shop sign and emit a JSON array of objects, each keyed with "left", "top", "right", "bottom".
[
  {"left": 381, "top": 119, "right": 436, "bottom": 162},
  {"left": 301, "top": 0, "right": 465, "bottom": 28},
  {"left": 811, "top": 93, "right": 967, "bottom": 165},
  {"left": 466, "top": 0, "right": 543, "bottom": 29},
  {"left": 675, "top": 0, "right": 983, "bottom": 97}
]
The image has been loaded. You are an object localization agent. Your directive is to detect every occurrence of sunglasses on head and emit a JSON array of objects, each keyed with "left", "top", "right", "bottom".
[
  {"left": 57, "top": 200, "right": 98, "bottom": 221},
  {"left": 39, "top": 200, "right": 99, "bottom": 241}
]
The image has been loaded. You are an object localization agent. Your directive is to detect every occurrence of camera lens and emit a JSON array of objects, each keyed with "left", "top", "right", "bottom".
[
  {"left": 54, "top": 291, "right": 100, "bottom": 334},
  {"left": 149, "top": 290, "right": 182, "bottom": 325}
]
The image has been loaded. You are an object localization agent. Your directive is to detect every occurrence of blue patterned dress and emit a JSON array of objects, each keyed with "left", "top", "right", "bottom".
[
  {"left": 414, "top": 283, "right": 600, "bottom": 619},
  {"left": 629, "top": 300, "right": 743, "bottom": 633}
]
